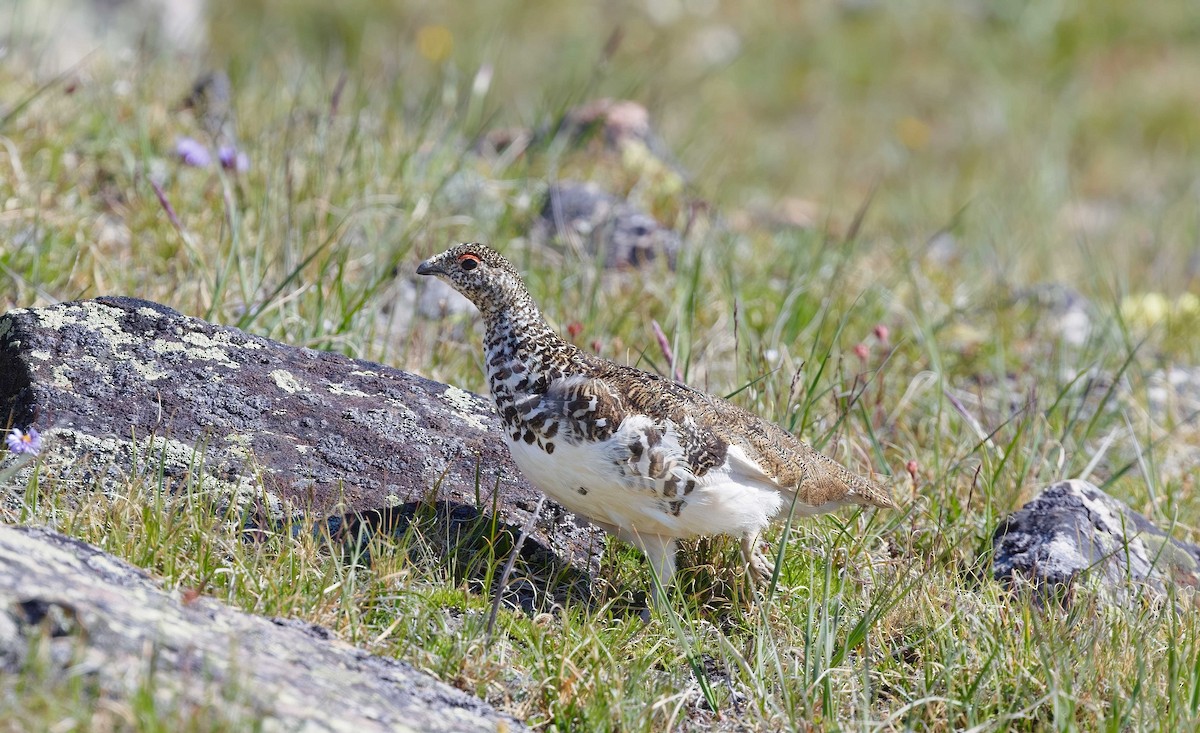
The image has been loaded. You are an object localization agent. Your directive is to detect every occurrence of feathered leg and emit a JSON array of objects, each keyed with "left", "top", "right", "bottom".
[{"left": 741, "top": 532, "right": 775, "bottom": 585}]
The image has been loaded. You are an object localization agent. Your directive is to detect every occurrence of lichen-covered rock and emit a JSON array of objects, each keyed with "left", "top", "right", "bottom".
[
  {"left": 0, "top": 297, "right": 604, "bottom": 603},
  {"left": 0, "top": 524, "right": 526, "bottom": 732},
  {"left": 993, "top": 479, "right": 1200, "bottom": 607},
  {"left": 532, "top": 181, "right": 681, "bottom": 269}
]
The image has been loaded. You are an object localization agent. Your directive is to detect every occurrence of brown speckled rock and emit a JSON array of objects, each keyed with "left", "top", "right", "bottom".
[
  {"left": 0, "top": 524, "right": 527, "bottom": 732},
  {"left": 0, "top": 297, "right": 604, "bottom": 605}
]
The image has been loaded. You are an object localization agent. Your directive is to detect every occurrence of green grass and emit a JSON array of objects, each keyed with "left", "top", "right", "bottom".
[{"left": 4, "top": 0, "right": 1200, "bottom": 730}]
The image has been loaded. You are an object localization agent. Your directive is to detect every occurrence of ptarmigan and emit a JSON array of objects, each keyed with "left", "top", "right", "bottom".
[{"left": 417, "top": 243, "right": 895, "bottom": 601}]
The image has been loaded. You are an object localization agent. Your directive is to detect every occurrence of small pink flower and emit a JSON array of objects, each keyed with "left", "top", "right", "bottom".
[
  {"left": 853, "top": 343, "right": 870, "bottom": 361},
  {"left": 906, "top": 460, "right": 919, "bottom": 480},
  {"left": 567, "top": 321, "right": 584, "bottom": 340},
  {"left": 5, "top": 427, "right": 41, "bottom": 456},
  {"left": 175, "top": 137, "right": 211, "bottom": 167},
  {"left": 873, "top": 324, "right": 890, "bottom": 344}
]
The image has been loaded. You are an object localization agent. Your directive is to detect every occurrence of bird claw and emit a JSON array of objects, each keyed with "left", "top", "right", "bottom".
[
  {"left": 741, "top": 534, "right": 776, "bottom": 586},
  {"left": 748, "top": 549, "right": 775, "bottom": 585}
]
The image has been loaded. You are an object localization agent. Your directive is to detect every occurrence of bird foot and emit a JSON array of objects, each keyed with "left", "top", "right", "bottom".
[
  {"left": 741, "top": 534, "right": 776, "bottom": 586},
  {"left": 748, "top": 548, "right": 775, "bottom": 585}
]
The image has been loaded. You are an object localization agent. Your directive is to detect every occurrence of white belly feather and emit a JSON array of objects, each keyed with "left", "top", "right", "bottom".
[{"left": 506, "top": 417, "right": 787, "bottom": 541}]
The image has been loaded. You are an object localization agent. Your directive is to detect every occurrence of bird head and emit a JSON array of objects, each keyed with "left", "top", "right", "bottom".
[{"left": 416, "top": 243, "right": 529, "bottom": 314}]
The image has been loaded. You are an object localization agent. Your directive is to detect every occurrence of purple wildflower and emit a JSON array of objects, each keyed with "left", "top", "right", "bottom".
[
  {"left": 218, "top": 146, "right": 250, "bottom": 172},
  {"left": 5, "top": 427, "right": 41, "bottom": 456},
  {"left": 175, "top": 136, "right": 212, "bottom": 167}
]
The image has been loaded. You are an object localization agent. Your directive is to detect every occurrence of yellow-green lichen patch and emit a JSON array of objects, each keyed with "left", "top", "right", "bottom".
[
  {"left": 150, "top": 341, "right": 187, "bottom": 357},
  {"left": 221, "top": 432, "right": 256, "bottom": 460},
  {"left": 129, "top": 360, "right": 169, "bottom": 381},
  {"left": 49, "top": 363, "right": 73, "bottom": 389},
  {"left": 37, "top": 302, "right": 137, "bottom": 349},
  {"left": 183, "top": 329, "right": 264, "bottom": 350},
  {"left": 328, "top": 383, "right": 369, "bottom": 398},
  {"left": 440, "top": 385, "right": 489, "bottom": 431},
  {"left": 0, "top": 314, "right": 20, "bottom": 340},
  {"left": 27, "top": 306, "right": 70, "bottom": 333},
  {"left": 271, "top": 370, "right": 306, "bottom": 394},
  {"left": 27, "top": 302, "right": 218, "bottom": 381},
  {"left": 178, "top": 332, "right": 242, "bottom": 368}
]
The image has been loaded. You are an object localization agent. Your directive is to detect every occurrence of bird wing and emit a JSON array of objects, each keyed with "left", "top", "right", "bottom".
[
  {"left": 618, "top": 370, "right": 896, "bottom": 511},
  {"left": 510, "top": 374, "right": 626, "bottom": 445},
  {"left": 720, "top": 415, "right": 897, "bottom": 510}
]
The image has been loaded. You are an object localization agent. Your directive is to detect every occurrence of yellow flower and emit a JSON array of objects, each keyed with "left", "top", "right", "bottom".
[
  {"left": 1121, "top": 293, "right": 1169, "bottom": 328},
  {"left": 895, "top": 116, "right": 931, "bottom": 151},
  {"left": 417, "top": 25, "right": 454, "bottom": 63}
]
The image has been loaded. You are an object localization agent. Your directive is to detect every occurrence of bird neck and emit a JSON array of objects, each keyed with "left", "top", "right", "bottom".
[{"left": 481, "top": 302, "right": 576, "bottom": 400}]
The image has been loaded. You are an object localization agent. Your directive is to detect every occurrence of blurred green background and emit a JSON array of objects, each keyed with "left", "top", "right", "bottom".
[
  {"left": 7, "top": 0, "right": 1200, "bottom": 298},
  {"left": 203, "top": 0, "right": 1200, "bottom": 281}
]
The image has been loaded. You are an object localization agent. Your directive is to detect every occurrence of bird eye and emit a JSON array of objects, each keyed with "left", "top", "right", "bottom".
[{"left": 457, "top": 254, "right": 480, "bottom": 271}]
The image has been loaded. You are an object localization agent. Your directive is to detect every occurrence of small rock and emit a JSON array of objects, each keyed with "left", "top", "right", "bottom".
[
  {"left": 1139, "top": 366, "right": 1200, "bottom": 482},
  {"left": 374, "top": 273, "right": 475, "bottom": 346},
  {"left": 559, "top": 98, "right": 656, "bottom": 152},
  {"left": 417, "top": 276, "right": 475, "bottom": 320},
  {"left": 476, "top": 99, "right": 689, "bottom": 189},
  {"left": 993, "top": 479, "right": 1200, "bottom": 608},
  {"left": 532, "top": 181, "right": 681, "bottom": 269}
]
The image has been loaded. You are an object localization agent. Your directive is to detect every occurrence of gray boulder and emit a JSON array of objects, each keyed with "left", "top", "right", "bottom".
[
  {"left": 0, "top": 297, "right": 605, "bottom": 607},
  {"left": 0, "top": 523, "right": 526, "bottom": 732},
  {"left": 993, "top": 479, "right": 1200, "bottom": 607},
  {"left": 533, "top": 181, "right": 681, "bottom": 269}
]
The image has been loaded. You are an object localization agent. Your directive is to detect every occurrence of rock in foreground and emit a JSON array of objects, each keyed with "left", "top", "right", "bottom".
[
  {"left": 993, "top": 479, "right": 1200, "bottom": 607},
  {"left": 0, "top": 524, "right": 525, "bottom": 732}
]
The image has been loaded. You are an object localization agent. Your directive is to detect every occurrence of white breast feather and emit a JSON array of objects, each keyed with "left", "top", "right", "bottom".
[{"left": 506, "top": 415, "right": 790, "bottom": 541}]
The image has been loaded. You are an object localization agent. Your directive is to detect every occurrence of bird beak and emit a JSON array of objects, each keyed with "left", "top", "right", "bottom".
[{"left": 416, "top": 259, "right": 441, "bottom": 276}]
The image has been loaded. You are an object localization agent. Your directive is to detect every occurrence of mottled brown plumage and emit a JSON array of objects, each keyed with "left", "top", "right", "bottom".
[{"left": 417, "top": 243, "right": 895, "bottom": 601}]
